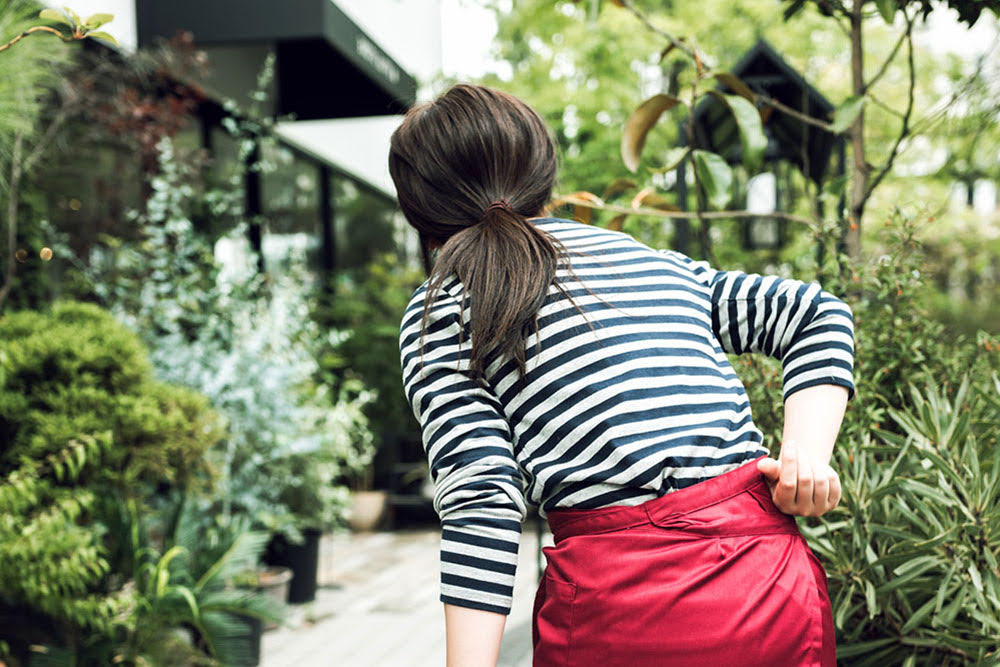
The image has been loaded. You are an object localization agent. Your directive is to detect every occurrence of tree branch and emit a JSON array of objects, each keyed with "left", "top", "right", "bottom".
[
  {"left": 863, "top": 9, "right": 915, "bottom": 204},
  {"left": 0, "top": 26, "right": 74, "bottom": 53},
  {"left": 0, "top": 133, "right": 24, "bottom": 309},
  {"left": 619, "top": 0, "right": 835, "bottom": 133},
  {"left": 551, "top": 196, "right": 816, "bottom": 226},
  {"left": 22, "top": 107, "right": 71, "bottom": 175},
  {"left": 617, "top": 0, "right": 702, "bottom": 65},
  {"left": 866, "top": 92, "right": 905, "bottom": 119},
  {"left": 757, "top": 93, "right": 835, "bottom": 131},
  {"left": 864, "top": 26, "right": 907, "bottom": 93}
]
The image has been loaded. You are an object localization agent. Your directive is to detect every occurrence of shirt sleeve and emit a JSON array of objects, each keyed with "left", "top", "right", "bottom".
[
  {"left": 662, "top": 250, "right": 856, "bottom": 402},
  {"left": 399, "top": 282, "right": 527, "bottom": 615}
]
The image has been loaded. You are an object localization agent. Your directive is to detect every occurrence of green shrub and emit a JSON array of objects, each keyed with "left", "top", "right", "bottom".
[
  {"left": 807, "top": 378, "right": 1000, "bottom": 665},
  {"left": 733, "top": 213, "right": 1000, "bottom": 664},
  {"left": 0, "top": 301, "right": 222, "bottom": 659}
]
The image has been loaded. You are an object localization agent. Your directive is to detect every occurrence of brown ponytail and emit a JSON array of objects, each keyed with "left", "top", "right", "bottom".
[{"left": 388, "top": 83, "right": 569, "bottom": 383}]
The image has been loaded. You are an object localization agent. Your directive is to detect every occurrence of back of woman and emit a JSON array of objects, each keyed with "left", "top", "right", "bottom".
[{"left": 392, "top": 83, "right": 853, "bottom": 667}]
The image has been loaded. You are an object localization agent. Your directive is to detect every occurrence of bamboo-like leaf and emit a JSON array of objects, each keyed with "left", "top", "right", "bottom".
[
  {"left": 835, "top": 638, "right": 896, "bottom": 659},
  {"left": 830, "top": 95, "right": 866, "bottom": 134},
  {"left": 691, "top": 149, "right": 732, "bottom": 210},
  {"left": 968, "top": 564, "right": 984, "bottom": 593},
  {"left": 621, "top": 94, "right": 684, "bottom": 172},
  {"left": 877, "top": 555, "right": 939, "bottom": 593},
  {"left": 864, "top": 580, "right": 879, "bottom": 618},
  {"left": 155, "top": 545, "right": 186, "bottom": 597},
  {"left": 934, "top": 564, "right": 957, "bottom": 616},
  {"left": 901, "top": 596, "right": 936, "bottom": 634}
]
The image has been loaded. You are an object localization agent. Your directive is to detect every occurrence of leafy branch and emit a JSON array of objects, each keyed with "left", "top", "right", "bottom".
[
  {"left": 0, "top": 7, "right": 117, "bottom": 53},
  {"left": 0, "top": 8, "right": 114, "bottom": 309},
  {"left": 551, "top": 192, "right": 816, "bottom": 226}
]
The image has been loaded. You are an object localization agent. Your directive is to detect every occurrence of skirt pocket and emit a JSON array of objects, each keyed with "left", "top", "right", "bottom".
[{"left": 532, "top": 570, "right": 577, "bottom": 667}]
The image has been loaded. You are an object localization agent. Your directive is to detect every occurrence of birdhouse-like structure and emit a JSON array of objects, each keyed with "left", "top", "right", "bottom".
[{"left": 675, "top": 39, "right": 845, "bottom": 253}]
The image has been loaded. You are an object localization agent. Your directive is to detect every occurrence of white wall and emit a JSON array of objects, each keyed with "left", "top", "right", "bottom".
[
  {"left": 43, "top": 0, "right": 138, "bottom": 50},
  {"left": 279, "top": 0, "right": 446, "bottom": 197},
  {"left": 334, "top": 0, "right": 442, "bottom": 86}
]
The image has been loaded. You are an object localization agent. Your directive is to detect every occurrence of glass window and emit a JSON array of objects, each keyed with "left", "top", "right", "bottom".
[
  {"left": 331, "top": 175, "right": 398, "bottom": 271},
  {"left": 261, "top": 143, "right": 321, "bottom": 279}
]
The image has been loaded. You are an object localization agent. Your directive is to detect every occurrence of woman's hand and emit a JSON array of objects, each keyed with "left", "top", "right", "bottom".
[{"left": 756, "top": 439, "right": 842, "bottom": 517}]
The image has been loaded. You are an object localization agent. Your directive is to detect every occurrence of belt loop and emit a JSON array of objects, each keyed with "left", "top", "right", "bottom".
[{"left": 642, "top": 502, "right": 656, "bottom": 525}]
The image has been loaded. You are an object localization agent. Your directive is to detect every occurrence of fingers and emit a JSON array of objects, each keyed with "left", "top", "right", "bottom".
[
  {"left": 774, "top": 438, "right": 798, "bottom": 510},
  {"left": 827, "top": 465, "right": 842, "bottom": 510},
  {"left": 813, "top": 462, "right": 830, "bottom": 510},
  {"left": 796, "top": 450, "right": 814, "bottom": 509},
  {"left": 767, "top": 440, "right": 843, "bottom": 518},
  {"left": 756, "top": 456, "right": 780, "bottom": 481}
]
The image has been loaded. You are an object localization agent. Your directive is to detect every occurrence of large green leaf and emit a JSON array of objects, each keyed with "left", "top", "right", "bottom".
[
  {"left": 711, "top": 71, "right": 755, "bottom": 102},
  {"left": 650, "top": 147, "right": 689, "bottom": 174},
  {"left": 708, "top": 91, "right": 767, "bottom": 171},
  {"left": 621, "top": 94, "right": 684, "bottom": 172},
  {"left": 875, "top": 0, "right": 896, "bottom": 23},
  {"left": 84, "top": 31, "right": 118, "bottom": 46},
  {"left": 38, "top": 8, "right": 74, "bottom": 28},
  {"left": 691, "top": 149, "right": 732, "bottom": 210},
  {"left": 83, "top": 13, "right": 114, "bottom": 30},
  {"left": 830, "top": 95, "right": 866, "bottom": 134}
]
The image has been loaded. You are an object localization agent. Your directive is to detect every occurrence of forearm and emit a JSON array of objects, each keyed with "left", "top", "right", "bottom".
[
  {"left": 444, "top": 602, "right": 507, "bottom": 667},
  {"left": 781, "top": 383, "right": 850, "bottom": 465}
]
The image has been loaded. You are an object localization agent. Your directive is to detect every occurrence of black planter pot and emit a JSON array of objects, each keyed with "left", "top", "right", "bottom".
[
  {"left": 264, "top": 527, "right": 321, "bottom": 604},
  {"left": 228, "top": 613, "right": 264, "bottom": 666}
]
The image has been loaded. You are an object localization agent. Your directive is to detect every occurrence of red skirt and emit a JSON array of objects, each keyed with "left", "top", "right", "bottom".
[{"left": 532, "top": 456, "right": 836, "bottom": 666}]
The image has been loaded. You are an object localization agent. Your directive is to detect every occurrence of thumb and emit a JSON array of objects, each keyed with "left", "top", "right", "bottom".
[{"left": 757, "top": 456, "right": 780, "bottom": 480}]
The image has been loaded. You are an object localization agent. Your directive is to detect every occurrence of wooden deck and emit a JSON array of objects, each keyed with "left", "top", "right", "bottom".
[{"left": 261, "top": 521, "right": 552, "bottom": 666}]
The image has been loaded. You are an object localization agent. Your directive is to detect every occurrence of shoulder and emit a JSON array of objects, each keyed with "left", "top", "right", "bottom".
[
  {"left": 399, "top": 275, "right": 464, "bottom": 345},
  {"left": 532, "top": 216, "right": 643, "bottom": 247}
]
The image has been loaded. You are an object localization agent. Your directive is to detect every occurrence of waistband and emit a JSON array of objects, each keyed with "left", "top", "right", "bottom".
[{"left": 546, "top": 455, "right": 793, "bottom": 544}]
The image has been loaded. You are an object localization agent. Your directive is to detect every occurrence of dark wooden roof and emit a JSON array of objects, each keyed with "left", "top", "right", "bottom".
[{"left": 691, "top": 39, "right": 839, "bottom": 183}]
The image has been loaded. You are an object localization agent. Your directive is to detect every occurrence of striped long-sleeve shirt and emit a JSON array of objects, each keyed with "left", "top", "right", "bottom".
[{"left": 398, "top": 217, "right": 855, "bottom": 615}]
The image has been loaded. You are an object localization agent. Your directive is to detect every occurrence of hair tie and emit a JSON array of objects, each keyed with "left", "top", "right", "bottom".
[{"left": 485, "top": 199, "right": 512, "bottom": 215}]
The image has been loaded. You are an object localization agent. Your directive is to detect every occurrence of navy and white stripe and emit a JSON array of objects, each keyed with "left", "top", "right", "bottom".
[{"left": 399, "top": 217, "right": 855, "bottom": 615}]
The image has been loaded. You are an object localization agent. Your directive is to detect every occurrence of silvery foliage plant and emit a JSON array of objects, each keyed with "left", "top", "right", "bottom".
[{"left": 82, "top": 136, "right": 376, "bottom": 540}]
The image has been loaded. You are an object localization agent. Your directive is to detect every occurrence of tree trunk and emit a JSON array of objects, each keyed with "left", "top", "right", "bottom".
[
  {"left": 846, "top": 0, "right": 867, "bottom": 259},
  {"left": 0, "top": 133, "right": 24, "bottom": 310}
]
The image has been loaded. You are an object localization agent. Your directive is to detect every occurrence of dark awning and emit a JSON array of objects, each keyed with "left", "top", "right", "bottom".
[{"left": 135, "top": 0, "right": 418, "bottom": 120}]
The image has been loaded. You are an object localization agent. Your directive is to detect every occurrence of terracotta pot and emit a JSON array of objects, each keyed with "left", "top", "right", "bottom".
[
  {"left": 255, "top": 566, "right": 292, "bottom": 630},
  {"left": 347, "top": 490, "right": 389, "bottom": 532}
]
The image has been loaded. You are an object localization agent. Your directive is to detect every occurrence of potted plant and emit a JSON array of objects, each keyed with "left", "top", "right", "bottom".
[
  {"left": 346, "top": 461, "right": 390, "bottom": 532},
  {"left": 262, "top": 377, "right": 375, "bottom": 602},
  {"left": 112, "top": 500, "right": 286, "bottom": 667}
]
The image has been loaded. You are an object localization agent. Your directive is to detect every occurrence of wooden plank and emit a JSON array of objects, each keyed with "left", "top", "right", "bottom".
[{"left": 261, "top": 526, "right": 548, "bottom": 666}]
